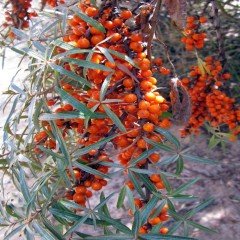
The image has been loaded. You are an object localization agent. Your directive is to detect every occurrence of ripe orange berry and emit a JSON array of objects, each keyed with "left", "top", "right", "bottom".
[
  {"left": 34, "top": 131, "right": 47, "bottom": 142},
  {"left": 91, "top": 34, "right": 105, "bottom": 45},
  {"left": 160, "top": 227, "right": 169, "bottom": 234},
  {"left": 85, "top": 7, "right": 98, "bottom": 17},
  {"left": 150, "top": 174, "right": 161, "bottom": 183},
  {"left": 148, "top": 217, "right": 161, "bottom": 225},
  {"left": 86, "top": 190, "right": 93, "bottom": 198},
  {"left": 145, "top": 92, "right": 156, "bottom": 102},
  {"left": 91, "top": 182, "right": 102, "bottom": 191},
  {"left": 143, "top": 122, "right": 155, "bottom": 132},
  {"left": 149, "top": 153, "right": 160, "bottom": 163},
  {"left": 124, "top": 93, "right": 137, "bottom": 103},
  {"left": 77, "top": 38, "right": 90, "bottom": 48},
  {"left": 126, "top": 180, "right": 134, "bottom": 190},
  {"left": 155, "top": 181, "right": 165, "bottom": 189},
  {"left": 139, "top": 100, "right": 150, "bottom": 110},
  {"left": 120, "top": 10, "right": 132, "bottom": 20},
  {"left": 73, "top": 193, "right": 85, "bottom": 204},
  {"left": 137, "top": 109, "right": 150, "bottom": 119},
  {"left": 123, "top": 78, "right": 134, "bottom": 88},
  {"left": 73, "top": 169, "right": 82, "bottom": 180},
  {"left": 137, "top": 139, "right": 147, "bottom": 149},
  {"left": 199, "top": 16, "right": 207, "bottom": 23},
  {"left": 113, "top": 18, "right": 123, "bottom": 27},
  {"left": 110, "top": 33, "right": 122, "bottom": 42},
  {"left": 75, "top": 185, "right": 87, "bottom": 194}
]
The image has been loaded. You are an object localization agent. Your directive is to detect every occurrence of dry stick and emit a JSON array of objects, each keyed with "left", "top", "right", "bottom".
[
  {"left": 147, "top": 0, "right": 162, "bottom": 63},
  {"left": 211, "top": 0, "right": 226, "bottom": 66}
]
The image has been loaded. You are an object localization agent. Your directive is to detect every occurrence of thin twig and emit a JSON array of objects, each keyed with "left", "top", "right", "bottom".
[{"left": 147, "top": 0, "right": 162, "bottom": 63}]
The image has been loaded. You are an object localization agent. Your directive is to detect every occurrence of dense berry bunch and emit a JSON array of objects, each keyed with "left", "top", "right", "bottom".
[
  {"left": 181, "top": 16, "right": 207, "bottom": 51},
  {"left": 34, "top": 0, "right": 172, "bottom": 234},
  {"left": 3, "top": 0, "right": 37, "bottom": 34},
  {"left": 180, "top": 56, "right": 240, "bottom": 137}
]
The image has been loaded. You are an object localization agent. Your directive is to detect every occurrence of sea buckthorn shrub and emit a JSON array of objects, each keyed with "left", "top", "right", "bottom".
[{"left": 0, "top": 0, "right": 238, "bottom": 239}]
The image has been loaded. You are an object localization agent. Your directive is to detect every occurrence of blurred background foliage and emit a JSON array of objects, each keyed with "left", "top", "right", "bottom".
[{"left": 154, "top": 0, "right": 240, "bottom": 101}]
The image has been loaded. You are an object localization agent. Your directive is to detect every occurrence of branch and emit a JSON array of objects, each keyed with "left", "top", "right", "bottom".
[{"left": 147, "top": 0, "right": 162, "bottom": 63}]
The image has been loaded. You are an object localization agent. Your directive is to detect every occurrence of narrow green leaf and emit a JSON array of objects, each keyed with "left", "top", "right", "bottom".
[
  {"left": 126, "top": 186, "right": 135, "bottom": 212},
  {"left": 159, "top": 174, "right": 172, "bottom": 193},
  {"left": 175, "top": 156, "right": 184, "bottom": 175},
  {"left": 4, "top": 224, "right": 25, "bottom": 240},
  {"left": 128, "top": 171, "right": 146, "bottom": 199},
  {"left": 102, "top": 104, "right": 126, "bottom": 132},
  {"left": 130, "top": 148, "right": 157, "bottom": 166},
  {"left": 73, "top": 134, "right": 116, "bottom": 157},
  {"left": 75, "top": 10, "right": 106, "bottom": 33},
  {"left": 97, "top": 213, "right": 132, "bottom": 234},
  {"left": 117, "top": 186, "right": 127, "bottom": 209},
  {"left": 74, "top": 161, "right": 110, "bottom": 179},
  {"left": 97, "top": 46, "right": 115, "bottom": 63},
  {"left": 32, "top": 222, "right": 57, "bottom": 240},
  {"left": 100, "top": 74, "right": 113, "bottom": 101},
  {"left": 50, "top": 63, "right": 91, "bottom": 87},
  {"left": 159, "top": 155, "right": 180, "bottom": 166},
  {"left": 132, "top": 210, "right": 141, "bottom": 236},
  {"left": 186, "top": 220, "right": 217, "bottom": 233},
  {"left": 155, "top": 127, "right": 180, "bottom": 149},
  {"left": 140, "top": 234, "right": 197, "bottom": 240},
  {"left": 140, "top": 195, "right": 159, "bottom": 225},
  {"left": 181, "top": 154, "right": 218, "bottom": 165},
  {"left": 144, "top": 138, "right": 174, "bottom": 152},
  {"left": 63, "top": 58, "right": 113, "bottom": 72},
  {"left": 85, "top": 235, "right": 133, "bottom": 240},
  {"left": 136, "top": 173, "right": 156, "bottom": 193},
  {"left": 41, "top": 215, "right": 65, "bottom": 240},
  {"left": 107, "top": 48, "right": 138, "bottom": 67},
  {"left": 55, "top": 87, "right": 95, "bottom": 116},
  {"left": 19, "top": 167, "right": 31, "bottom": 202},
  {"left": 184, "top": 198, "right": 214, "bottom": 219},
  {"left": 171, "top": 178, "right": 199, "bottom": 196},
  {"left": 64, "top": 214, "right": 89, "bottom": 236}
]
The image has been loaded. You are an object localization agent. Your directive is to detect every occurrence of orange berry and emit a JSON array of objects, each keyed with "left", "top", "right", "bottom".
[
  {"left": 143, "top": 122, "right": 155, "bottom": 132},
  {"left": 137, "top": 139, "right": 147, "bottom": 149},
  {"left": 73, "top": 193, "right": 85, "bottom": 204},
  {"left": 123, "top": 78, "right": 134, "bottom": 88},
  {"left": 150, "top": 174, "right": 161, "bottom": 183},
  {"left": 199, "top": 16, "right": 207, "bottom": 23},
  {"left": 126, "top": 180, "right": 134, "bottom": 190},
  {"left": 77, "top": 38, "right": 90, "bottom": 48},
  {"left": 160, "top": 227, "right": 169, "bottom": 234},
  {"left": 120, "top": 10, "right": 132, "bottom": 20},
  {"left": 75, "top": 185, "right": 87, "bottom": 194},
  {"left": 124, "top": 93, "right": 137, "bottom": 103},
  {"left": 139, "top": 100, "right": 150, "bottom": 110},
  {"left": 149, "top": 153, "right": 160, "bottom": 163},
  {"left": 148, "top": 217, "right": 161, "bottom": 225},
  {"left": 73, "top": 169, "right": 82, "bottom": 180},
  {"left": 91, "top": 34, "right": 104, "bottom": 45},
  {"left": 145, "top": 92, "right": 156, "bottom": 102},
  {"left": 137, "top": 109, "right": 150, "bottom": 119},
  {"left": 91, "top": 182, "right": 102, "bottom": 191},
  {"left": 85, "top": 7, "right": 98, "bottom": 17},
  {"left": 155, "top": 181, "right": 165, "bottom": 189}
]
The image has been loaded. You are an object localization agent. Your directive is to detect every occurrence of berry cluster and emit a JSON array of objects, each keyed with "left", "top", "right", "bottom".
[
  {"left": 181, "top": 16, "right": 207, "bottom": 51},
  {"left": 180, "top": 56, "right": 240, "bottom": 138},
  {"left": 34, "top": 0, "right": 172, "bottom": 234},
  {"left": 3, "top": 0, "right": 37, "bottom": 35}
]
